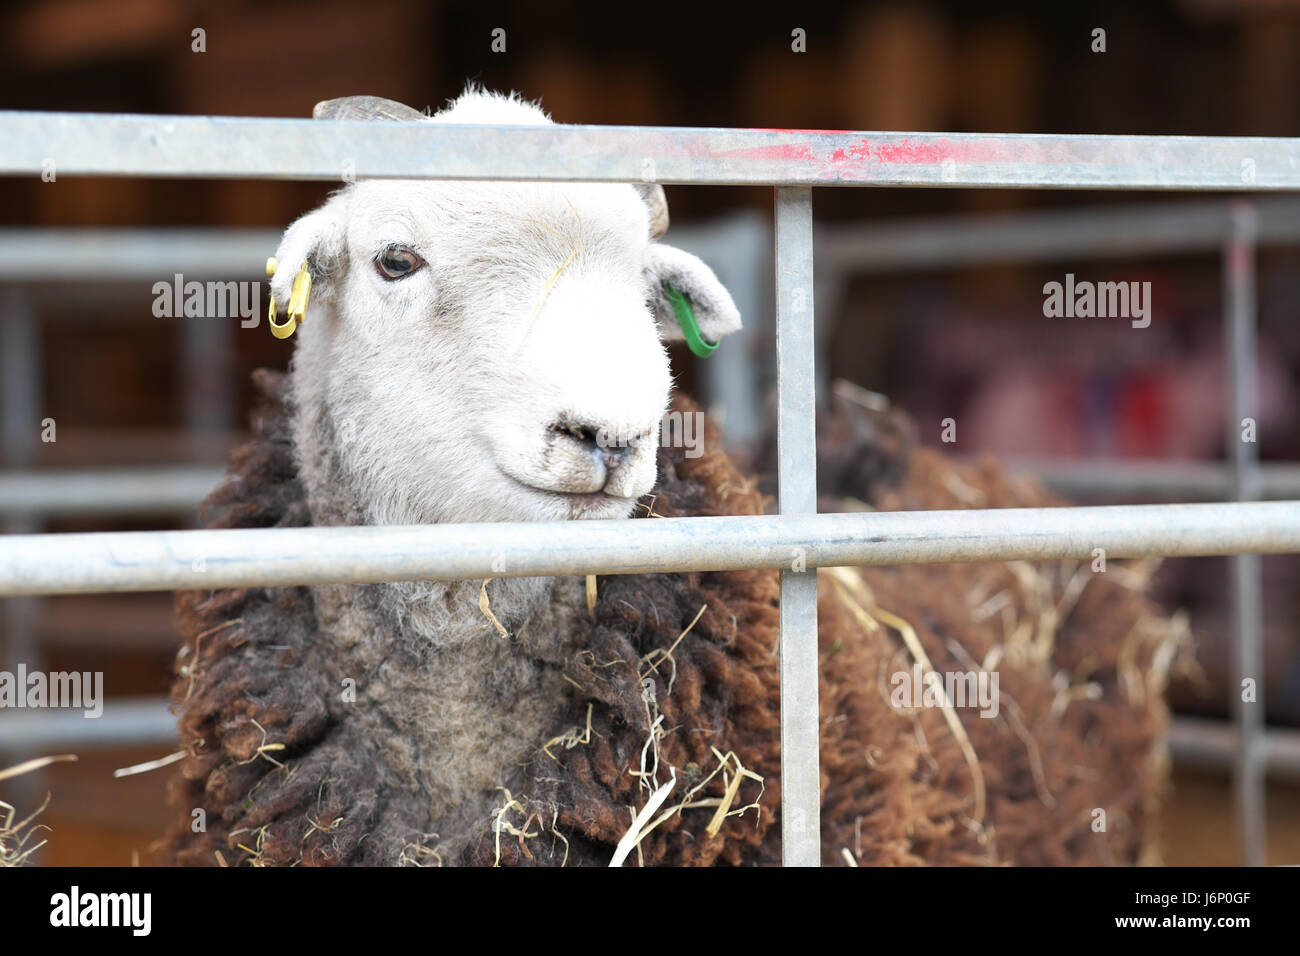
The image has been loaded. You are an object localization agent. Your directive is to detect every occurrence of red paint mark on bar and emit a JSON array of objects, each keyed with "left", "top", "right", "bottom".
[
  {"left": 828, "top": 140, "right": 873, "bottom": 164},
  {"left": 714, "top": 141, "right": 816, "bottom": 162},
  {"left": 830, "top": 137, "right": 1033, "bottom": 166},
  {"left": 685, "top": 130, "right": 1083, "bottom": 182},
  {"left": 718, "top": 132, "right": 1055, "bottom": 163}
]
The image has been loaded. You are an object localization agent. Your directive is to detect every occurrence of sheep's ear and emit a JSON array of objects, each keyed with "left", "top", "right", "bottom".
[
  {"left": 269, "top": 204, "right": 346, "bottom": 305},
  {"left": 644, "top": 243, "right": 742, "bottom": 347}
]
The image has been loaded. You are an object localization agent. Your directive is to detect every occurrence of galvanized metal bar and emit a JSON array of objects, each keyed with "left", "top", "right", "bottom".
[
  {"left": 3, "top": 501, "right": 1300, "bottom": 597},
  {"left": 999, "top": 459, "right": 1300, "bottom": 501},
  {"left": 7, "top": 195, "right": 1300, "bottom": 285},
  {"left": 0, "top": 467, "right": 224, "bottom": 517},
  {"left": 0, "top": 228, "right": 278, "bottom": 281},
  {"left": 0, "top": 293, "right": 39, "bottom": 467},
  {"left": 677, "top": 212, "right": 771, "bottom": 450},
  {"left": 0, "top": 697, "right": 176, "bottom": 749},
  {"left": 1169, "top": 716, "right": 1300, "bottom": 783},
  {"left": 7, "top": 196, "right": 1300, "bottom": 285},
  {"left": 1225, "top": 203, "right": 1267, "bottom": 866},
  {"left": 182, "top": 312, "right": 234, "bottom": 441},
  {"left": 14, "top": 460, "right": 1300, "bottom": 519},
  {"left": 13, "top": 698, "right": 1300, "bottom": 785},
  {"left": 0, "top": 291, "right": 45, "bottom": 829},
  {"left": 818, "top": 196, "right": 1300, "bottom": 271},
  {"left": 3, "top": 112, "right": 1300, "bottom": 189},
  {"left": 775, "top": 187, "right": 820, "bottom": 866}
]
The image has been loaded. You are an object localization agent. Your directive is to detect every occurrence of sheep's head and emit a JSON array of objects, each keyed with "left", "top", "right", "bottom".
[{"left": 272, "top": 90, "right": 742, "bottom": 526}]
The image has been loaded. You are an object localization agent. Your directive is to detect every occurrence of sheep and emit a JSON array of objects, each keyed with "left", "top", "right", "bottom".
[{"left": 163, "top": 90, "right": 1183, "bottom": 866}]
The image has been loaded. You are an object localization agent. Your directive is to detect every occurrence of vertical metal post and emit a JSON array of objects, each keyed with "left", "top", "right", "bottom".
[
  {"left": 1, "top": 293, "right": 44, "bottom": 679},
  {"left": 774, "top": 187, "right": 820, "bottom": 866},
  {"left": 1, "top": 291, "right": 46, "bottom": 840},
  {"left": 698, "top": 211, "right": 770, "bottom": 452},
  {"left": 181, "top": 290, "right": 234, "bottom": 532},
  {"left": 1224, "top": 202, "right": 1266, "bottom": 866},
  {"left": 812, "top": 270, "right": 850, "bottom": 411},
  {"left": 181, "top": 296, "right": 234, "bottom": 434}
]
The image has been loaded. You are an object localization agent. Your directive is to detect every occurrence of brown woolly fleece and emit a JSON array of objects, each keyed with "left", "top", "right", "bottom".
[{"left": 164, "top": 373, "right": 1180, "bottom": 866}]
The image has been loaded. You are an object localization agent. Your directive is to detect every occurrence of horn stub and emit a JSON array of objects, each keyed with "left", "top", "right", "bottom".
[
  {"left": 312, "top": 96, "right": 427, "bottom": 122},
  {"left": 637, "top": 184, "right": 670, "bottom": 238}
]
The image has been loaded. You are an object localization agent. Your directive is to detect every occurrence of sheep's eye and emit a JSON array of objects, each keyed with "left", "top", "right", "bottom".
[{"left": 375, "top": 245, "right": 426, "bottom": 280}]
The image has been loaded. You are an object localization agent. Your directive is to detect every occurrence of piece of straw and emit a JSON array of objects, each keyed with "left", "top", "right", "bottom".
[
  {"left": 825, "top": 566, "right": 987, "bottom": 825},
  {"left": 608, "top": 767, "right": 677, "bottom": 868},
  {"left": 479, "top": 578, "right": 510, "bottom": 638},
  {"left": 114, "top": 750, "right": 185, "bottom": 778},
  {"left": 0, "top": 754, "right": 76, "bottom": 783}
]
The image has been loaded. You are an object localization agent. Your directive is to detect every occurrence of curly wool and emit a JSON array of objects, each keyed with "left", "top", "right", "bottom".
[{"left": 164, "top": 373, "right": 1177, "bottom": 866}]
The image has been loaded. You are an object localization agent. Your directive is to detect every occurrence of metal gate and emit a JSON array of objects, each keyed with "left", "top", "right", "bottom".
[{"left": 3, "top": 113, "right": 1300, "bottom": 866}]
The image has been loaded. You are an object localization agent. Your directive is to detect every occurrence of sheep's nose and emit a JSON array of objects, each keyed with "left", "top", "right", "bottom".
[{"left": 551, "top": 420, "right": 633, "bottom": 470}]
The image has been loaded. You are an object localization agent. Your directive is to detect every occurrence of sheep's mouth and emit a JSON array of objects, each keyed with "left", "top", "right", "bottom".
[{"left": 498, "top": 470, "right": 634, "bottom": 517}]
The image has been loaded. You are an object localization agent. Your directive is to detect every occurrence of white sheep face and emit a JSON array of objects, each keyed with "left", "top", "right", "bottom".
[{"left": 271, "top": 90, "right": 742, "bottom": 527}]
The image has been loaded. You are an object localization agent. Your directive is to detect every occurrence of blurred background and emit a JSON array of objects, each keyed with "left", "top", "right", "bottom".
[{"left": 1, "top": 0, "right": 1299, "bottom": 865}]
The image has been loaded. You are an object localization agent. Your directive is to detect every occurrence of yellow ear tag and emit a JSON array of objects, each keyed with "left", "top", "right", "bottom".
[{"left": 267, "top": 258, "right": 311, "bottom": 340}]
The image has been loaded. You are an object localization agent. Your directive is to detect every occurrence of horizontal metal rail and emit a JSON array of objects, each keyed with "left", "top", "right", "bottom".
[
  {"left": 10, "top": 460, "right": 1300, "bottom": 518},
  {"left": 1003, "top": 459, "right": 1300, "bottom": 500},
  {"left": 1168, "top": 717, "right": 1300, "bottom": 783},
  {"left": 2, "top": 501, "right": 1299, "bottom": 597},
  {"left": 0, "top": 467, "right": 223, "bottom": 516},
  {"left": 0, "top": 697, "right": 174, "bottom": 748},
  {"left": 3, "top": 112, "right": 1300, "bottom": 189},
  {"left": 8, "top": 702, "right": 1297, "bottom": 785},
  {"left": 817, "top": 195, "right": 1300, "bottom": 270},
  {"left": 5, "top": 197, "right": 1300, "bottom": 282},
  {"left": 0, "top": 228, "right": 278, "bottom": 281}
]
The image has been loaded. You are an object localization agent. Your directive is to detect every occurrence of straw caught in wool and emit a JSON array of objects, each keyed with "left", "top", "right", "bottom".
[
  {"left": 824, "top": 564, "right": 987, "bottom": 825},
  {"left": 0, "top": 755, "right": 77, "bottom": 867},
  {"left": 164, "top": 365, "right": 1181, "bottom": 866}
]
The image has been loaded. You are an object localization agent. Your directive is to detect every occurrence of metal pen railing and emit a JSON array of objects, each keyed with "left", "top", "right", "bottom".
[{"left": 5, "top": 113, "right": 1300, "bottom": 865}]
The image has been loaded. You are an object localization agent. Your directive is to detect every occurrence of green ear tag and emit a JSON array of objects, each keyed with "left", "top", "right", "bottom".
[{"left": 665, "top": 284, "right": 718, "bottom": 358}]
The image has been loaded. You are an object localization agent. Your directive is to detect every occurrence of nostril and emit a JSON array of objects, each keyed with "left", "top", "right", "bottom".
[
  {"left": 550, "top": 419, "right": 601, "bottom": 450},
  {"left": 548, "top": 418, "right": 635, "bottom": 468},
  {"left": 600, "top": 445, "right": 631, "bottom": 470}
]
